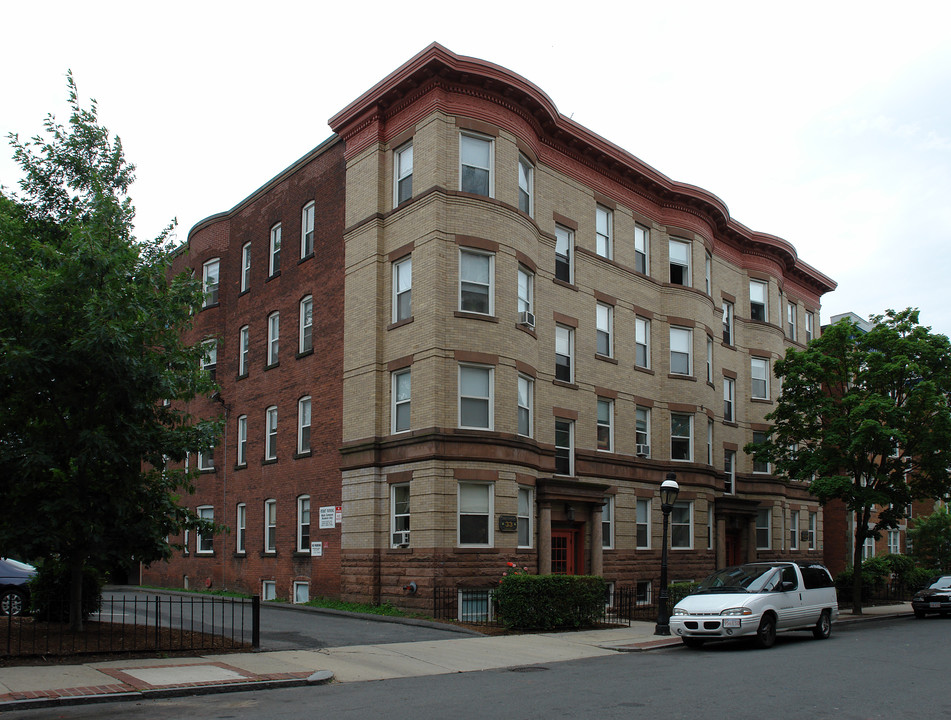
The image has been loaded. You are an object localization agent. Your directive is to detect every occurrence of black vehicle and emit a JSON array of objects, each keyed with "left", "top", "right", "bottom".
[
  {"left": 912, "top": 576, "right": 951, "bottom": 618},
  {"left": 0, "top": 558, "right": 35, "bottom": 616}
]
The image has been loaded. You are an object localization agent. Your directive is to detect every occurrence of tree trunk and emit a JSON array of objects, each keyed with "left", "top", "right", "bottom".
[
  {"left": 851, "top": 528, "right": 865, "bottom": 615},
  {"left": 69, "top": 556, "right": 84, "bottom": 633}
]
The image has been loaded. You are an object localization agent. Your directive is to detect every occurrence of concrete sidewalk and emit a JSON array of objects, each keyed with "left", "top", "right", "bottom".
[{"left": 0, "top": 603, "right": 912, "bottom": 710}]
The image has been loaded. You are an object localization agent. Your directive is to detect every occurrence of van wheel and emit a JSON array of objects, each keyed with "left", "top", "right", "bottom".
[
  {"left": 754, "top": 614, "right": 776, "bottom": 649},
  {"left": 682, "top": 637, "right": 705, "bottom": 649},
  {"left": 812, "top": 610, "right": 832, "bottom": 639}
]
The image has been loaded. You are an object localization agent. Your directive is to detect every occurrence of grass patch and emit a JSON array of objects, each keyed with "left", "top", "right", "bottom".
[
  {"left": 303, "top": 596, "right": 429, "bottom": 618},
  {"left": 137, "top": 585, "right": 251, "bottom": 599}
]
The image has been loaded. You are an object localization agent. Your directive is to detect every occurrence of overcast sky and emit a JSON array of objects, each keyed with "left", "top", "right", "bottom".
[{"left": 3, "top": 0, "right": 950, "bottom": 336}]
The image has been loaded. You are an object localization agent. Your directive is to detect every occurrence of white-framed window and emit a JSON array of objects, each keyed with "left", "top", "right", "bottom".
[
  {"left": 555, "top": 324, "right": 574, "bottom": 383},
  {"left": 636, "top": 498, "right": 651, "bottom": 549},
  {"left": 394, "top": 141, "right": 413, "bottom": 206},
  {"left": 707, "top": 418, "right": 714, "bottom": 465},
  {"left": 518, "top": 154, "right": 533, "bottom": 216},
  {"left": 391, "top": 483, "right": 410, "bottom": 546},
  {"left": 636, "top": 580, "right": 652, "bottom": 605},
  {"left": 459, "top": 248, "right": 494, "bottom": 315},
  {"left": 517, "top": 374, "right": 533, "bottom": 437},
  {"left": 555, "top": 225, "right": 574, "bottom": 283},
  {"left": 301, "top": 201, "right": 315, "bottom": 258},
  {"left": 723, "top": 377, "right": 735, "bottom": 422},
  {"left": 750, "top": 279, "right": 767, "bottom": 322},
  {"left": 595, "top": 205, "right": 613, "bottom": 259},
  {"left": 269, "top": 223, "right": 282, "bottom": 276},
  {"left": 237, "top": 414, "right": 248, "bottom": 466},
  {"left": 299, "top": 296, "right": 313, "bottom": 353},
  {"left": 862, "top": 534, "right": 875, "bottom": 560},
  {"left": 201, "top": 339, "right": 217, "bottom": 382},
  {"left": 670, "top": 326, "right": 692, "bottom": 376},
  {"left": 458, "top": 364, "right": 493, "bottom": 430},
  {"left": 267, "top": 312, "right": 280, "bottom": 366},
  {"left": 790, "top": 509, "right": 800, "bottom": 550},
  {"left": 236, "top": 503, "right": 246, "bottom": 553},
  {"left": 751, "top": 357, "right": 770, "bottom": 399},
  {"left": 706, "top": 335, "right": 714, "bottom": 383},
  {"left": 518, "top": 486, "right": 533, "bottom": 548},
  {"left": 722, "top": 301, "right": 734, "bottom": 345},
  {"left": 724, "top": 450, "right": 735, "bottom": 494},
  {"left": 183, "top": 527, "right": 189, "bottom": 555},
  {"left": 297, "top": 495, "right": 310, "bottom": 552},
  {"left": 597, "top": 398, "right": 614, "bottom": 452},
  {"left": 555, "top": 418, "right": 574, "bottom": 476},
  {"left": 517, "top": 265, "right": 534, "bottom": 316},
  {"left": 198, "top": 446, "right": 214, "bottom": 471},
  {"left": 264, "top": 499, "right": 277, "bottom": 553},
  {"left": 634, "top": 223, "right": 649, "bottom": 274},
  {"left": 238, "top": 325, "right": 249, "bottom": 376},
  {"left": 669, "top": 239, "right": 691, "bottom": 285},
  {"left": 297, "top": 396, "right": 311, "bottom": 454},
  {"left": 808, "top": 511, "right": 817, "bottom": 549},
  {"left": 458, "top": 589, "right": 495, "bottom": 622},
  {"left": 756, "top": 508, "right": 771, "bottom": 549},
  {"left": 635, "top": 406, "right": 651, "bottom": 456},
  {"left": 705, "top": 252, "right": 712, "bottom": 295},
  {"left": 458, "top": 482, "right": 493, "bottom": 546},
  {"left": 635, "top": 317, "right": 650, "bottom": 369},
  {"left": 294, "top": 582, "right": 310, "bottom": 605},
  {"left": 392, "top": 369, "right": 411, "bottom": 433},
  {"left": 752, "top": 430, "right": 770, "bottom": 473},
  {"left": 887, "top": 529, "right": 900, "bottom": 554},
  {"left": 460, "top": 132, "right": 494, "bottom": 197},
  {"left": 265, "top": 406, "right": 278, "bottom": 461},
  {"left": 196, "top": 506, "right": 214, "bottom": 554},
  {"left": 671, "top": 413, "right": 693, "bottom": 461},
  {"left": 602, "top": 495, "right": 614, "bottom": 549},
  {"left": 805, "top": 311, "right": 815, "bottom": 342},
  {"left": 787, "top": 302, "right": 797, "bottom": 340},
  {"left": 392, "top": 256, "right": 412, "bottom": 322},
  {"left": 202, "top": 259, "right": 220, "bottom": 306},
  {"left": 262, "top": 581, "right": 276, "bottom": 601},
  {"left": 596, "top": 302, "right": 613, "bottom": 357},
  {"left": 671, "top": 501, "right": 693, "bottom": 549},
  {"left": 241, "top": 242, "right": 251, "bottom": 292}
]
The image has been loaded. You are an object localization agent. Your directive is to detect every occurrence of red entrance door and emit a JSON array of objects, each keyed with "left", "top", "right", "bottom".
[{"left": 551, "top": 529, "right": 581, "bottom": 574}]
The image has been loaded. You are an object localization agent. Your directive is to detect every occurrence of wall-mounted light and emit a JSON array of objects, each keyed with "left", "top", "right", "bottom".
[{"left": 566, "top": 504, "right": 575, "bottom": 522}]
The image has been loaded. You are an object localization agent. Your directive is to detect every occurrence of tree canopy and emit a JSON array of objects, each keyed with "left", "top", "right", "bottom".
[
  {"left": 0, "top": 73, "right": 220, "bottom": 628},
  {"left": 747, "top": 309, "right": 951, "bottom": 612},
  {"left": 908, "top": 507, "right": 951, "bottom": 573}
]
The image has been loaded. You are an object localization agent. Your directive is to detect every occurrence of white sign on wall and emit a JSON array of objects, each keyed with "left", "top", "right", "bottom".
[
  {"left": 310, "top": 541, "right": 323, "bottom": 557},
  {"left": 319, "top": 506, "right": 336, "bottom": 529}
]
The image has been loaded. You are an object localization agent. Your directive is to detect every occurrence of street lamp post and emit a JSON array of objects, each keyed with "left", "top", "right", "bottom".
[{"left": 654, "top": 473, "right": 680, "bottom": 636}]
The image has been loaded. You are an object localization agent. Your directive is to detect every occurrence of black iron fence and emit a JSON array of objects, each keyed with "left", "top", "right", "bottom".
[
  {"left": 2, "top": 593, "right": 259, "bottom": 659},
  {"left": 433, "top": 585, "right": 658, "bottom": 629},
  {"left": 836, "top": 581, "right": 914, "bottom": 607}
]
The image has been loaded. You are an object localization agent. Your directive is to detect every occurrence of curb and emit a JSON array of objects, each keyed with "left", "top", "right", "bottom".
[{"left": 0, "top": 670, "right": 335, "bottom": 712}]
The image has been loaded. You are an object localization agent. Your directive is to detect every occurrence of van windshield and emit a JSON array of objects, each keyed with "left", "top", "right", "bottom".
[{"left": 694, "top": 564, "right": 782, "bottom": 594}]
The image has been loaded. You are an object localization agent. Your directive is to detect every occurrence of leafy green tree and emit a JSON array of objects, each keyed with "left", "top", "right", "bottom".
[
  {"left": 0, "top": 73, "right": 220, "bottom": 630},
  {"left": 908, "top": 507, "right": 951, "bottom": 572},
  {"left": 746, "top": 309, "right": 951, "bottom": 613}
]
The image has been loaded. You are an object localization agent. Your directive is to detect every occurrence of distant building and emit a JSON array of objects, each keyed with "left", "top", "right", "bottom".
[{"left": 143, "top": 44, "right": 837, "bottom": 609}]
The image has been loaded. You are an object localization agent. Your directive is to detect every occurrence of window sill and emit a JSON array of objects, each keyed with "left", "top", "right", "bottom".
[
  {"left": 722, "top": 421, "right": 738, "bottom": 428},
  {"left": 234, "top": 552, "right": 247, "bottom": 558},
  {"left": 195, "top": 551, "right": 215, "bottom": 557},
  {"left": 667, "top": 374, "right": 696, "bottom": 381},
  {"left": 751, "top": 397, "right": 773, "bottom": 404},
  {"left": 292, "top": 551, "right": 312, "bottom": 558},
  {"left": 266, "top": 271, "right": 281, "bottom": 282},
  {"left": 516, "top": 323, "right": 536, "bottom": 338},
  {"left": 720, "top": 341, "right": 735, "bottom": 350},
  {"left": 388, "top": 316, "right": 414, "bottom": 330},
  {"left": 386, "top": 547, "right": 413, "bottom": 554},
  {"left": 201, "top": 302, "right": 220, "bottom": 311},
  {"left": 260, "top": 551, "right": 278, "bottom": 558},
  {"left": 262, "top": 458, "right": 278, "bottom": 466},
  {"left": 234, "top": 463, "right": 248, "bottom": 471},
  {"left": 293, "top": 450, "right": 312, "bottom": 460},
  {"left": 453, "top": 546, "right": 500, "bottom": 553},
  {"left": 299, "top": 252, "right": 314, "bottom": 264},
  {"left": 265, "top": 362, "right": 279, "bottom": 371},
  {"left": 552, "top": 379, "right": 577, "bottom": 390},
  {"left": 552, "top": 278, "right": 577, "bottom": 291},
  {"left": 198, "top": 467, "right": 215, "bottom": 474},
  {"left": 634, "top": 365, "right": 654, "bottom": 375},
  {"left": 296, "top": 348, "right": 314, "bottom": 359},
  {"left": 238, "top": 289, "right": 249, "bottom": 298},
  {"left": 454, "top": 311, "right": 499, "bottom": 323},
  {"left": 595, "top": 353, "right": 618, "bottom": 365},
  {"left": 236, "top": 372, "right": 248, "bottom": 381}
]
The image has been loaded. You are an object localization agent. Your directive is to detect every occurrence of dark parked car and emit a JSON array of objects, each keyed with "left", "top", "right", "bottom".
[
  {"left": 1, "top": 558, "right": 36, "bottom": 616},
  {"left": 912, "top": 576, "right": 951, "bottom": 618}
]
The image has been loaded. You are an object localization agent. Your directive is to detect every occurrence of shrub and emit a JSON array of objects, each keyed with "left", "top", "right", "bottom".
[
  {"left": 906, "top": 567, "right": 940, "bottom": 593},
  {"left": 494, "top": 574, "right": 606, "bottom": 630},
  {"left": 29, "top": 558, "right": 103, "bottom": 622},
  {"left": 667, "top": 581, "right": 701, "bottom": 607}
]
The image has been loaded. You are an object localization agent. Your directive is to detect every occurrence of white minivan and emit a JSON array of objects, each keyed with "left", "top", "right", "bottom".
[{"left": 669, "top": 561, "right": 839, "bottom": 649}]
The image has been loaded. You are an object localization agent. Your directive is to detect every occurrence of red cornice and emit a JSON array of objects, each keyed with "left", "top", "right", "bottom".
[{"left": 329, "top": 43, "right": 836, "bottom": 297}]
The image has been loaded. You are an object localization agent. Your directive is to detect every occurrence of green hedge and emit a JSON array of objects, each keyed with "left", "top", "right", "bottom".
[
  {"left": 494, "top": 574, "right": 606, "bottom": 630},
  {"left": 667, "top": 581, "right": 701, "bottom": 607},
  {"left": 29, "top": 558, "right": 103, "bottom": 622}
]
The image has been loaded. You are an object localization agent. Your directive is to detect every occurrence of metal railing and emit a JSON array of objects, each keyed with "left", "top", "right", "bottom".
[
  {"left": 433, "top": 585, "right": 657, "bottom": 629},
  {"left": 836, "top": 581, "right": 915, "bottom": 607},
  {"left": 2, "top": 593, "right": 259, "bottom": 659}
]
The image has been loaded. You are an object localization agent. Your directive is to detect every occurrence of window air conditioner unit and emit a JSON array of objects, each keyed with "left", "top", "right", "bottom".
[
  {"left": 392, "top": 530, "right": 410, "bottom": 547},
  {"left": 518, "top": 311, "right": 535, "bottom": 329},
  {"left": 636, "top": 444, "right": 651, "bottom": 457}
]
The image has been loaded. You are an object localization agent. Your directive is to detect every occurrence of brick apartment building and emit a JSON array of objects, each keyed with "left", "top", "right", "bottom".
[{"left": 142, "top": 44, "right": 837, "bottom": 609}]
